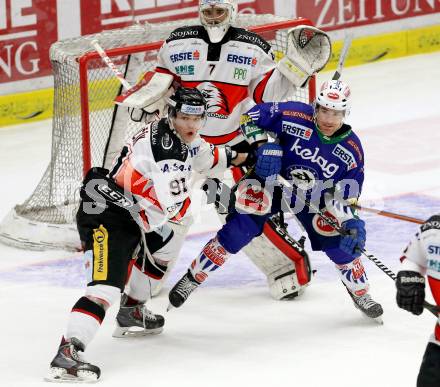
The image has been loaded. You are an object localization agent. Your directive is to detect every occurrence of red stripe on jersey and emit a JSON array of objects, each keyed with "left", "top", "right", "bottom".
[
  {"left": 262, "top": 223, "right": 309, "bottom": 286},
  {"left": 253, "top": 69, "right": 275, "bottom": 104},
  {"left": 435, "top": 323, "right": 440, "bottom": 342},
  {"left": 115, "top": 163, "right": 163, "bottom": 210},
  {"left": 212, "top": 147, "right": 219, "bottom": 168},
  {"left": 71, "top": 308, "right": 103, "bottom": 324},
  {"left": 201, "top": 129, "right": 241, "bottom": 145},
  {"left": 428, "top": 276, "right": 440, "bottom": 306},
  {"left": 139, "top": 210, "right": 150, "bottom": 231},
  {"left": 170, "top": 197, "right": 191, "bottom": 222},
  {"left": 231, "top": 166, "right": 244, "bottom": 182}
]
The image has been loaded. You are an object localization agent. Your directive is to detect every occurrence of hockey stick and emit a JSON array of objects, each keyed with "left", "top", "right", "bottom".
[
  {"left": 277, "top": 174, "right": 439, "bottom": 316},
  {"left": 351, "top": 204, "right": 425, "bottom": 225},
  {"left": 90, "top": 40, "right": 131, "bottom": 90},
  {"left": 332, "top": 33, "right": 352, "bottom": 80}
]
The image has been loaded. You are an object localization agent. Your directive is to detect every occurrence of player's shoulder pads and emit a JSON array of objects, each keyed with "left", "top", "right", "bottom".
[
  {"left": 421, "top": 215, "right": 440, "bottom": 233},
  {"left": 229, "top": 27, "right": 272, "bottom": 54},
  {"left": 150, "top": 119, "right": 189, "bottom": 163}
]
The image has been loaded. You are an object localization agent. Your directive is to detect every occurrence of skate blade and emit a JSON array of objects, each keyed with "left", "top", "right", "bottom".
[
  {"left": 112, "top": 325, "right": 163, "bottom": 338},
  {"left": 45, "top": 368, "right": 98, "bottom": 383},
  {"left": 372, "top": 316, "right": 384, "bottom": 325},
  {"left": 357, "top": 310, "right": 384, "bottom": 325}
]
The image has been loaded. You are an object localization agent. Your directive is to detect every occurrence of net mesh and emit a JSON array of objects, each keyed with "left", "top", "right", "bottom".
[{"left": 2, "top": 15, "right": 313, "bottom": 249}]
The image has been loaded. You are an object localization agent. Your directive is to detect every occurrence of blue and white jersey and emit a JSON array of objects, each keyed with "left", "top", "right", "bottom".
[
  {"left": 244, "top": 101, "right": 365, "bottom": 251},
  {"left": 245, "top": 101, "right": 364, "bottom": 205}
]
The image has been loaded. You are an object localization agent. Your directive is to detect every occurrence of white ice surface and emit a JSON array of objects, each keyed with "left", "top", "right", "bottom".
[{"left": 1, "top": 52, "right": 440, "bottom": 387}]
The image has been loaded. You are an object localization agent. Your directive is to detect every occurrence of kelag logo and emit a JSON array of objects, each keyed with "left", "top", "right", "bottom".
[
  {"left": 170, "top": 50, "right": 200, "bottom": 63},
  {"left": 227, "top": 54, "right": 257, "bottom": 66}
]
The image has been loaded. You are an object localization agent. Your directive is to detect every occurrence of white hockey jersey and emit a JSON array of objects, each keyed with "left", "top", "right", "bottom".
[
  {"left": 400, "top": 215, "right": 440, "bottom": 343},
  {"left": 400, "top": 215, "right": 440, "bottom": 281},
  {"left": 109, "top": 118, "right": 229, "bottom": 231},
  {"left": 156, "top": 25, "right": 296, "bottom": 146}
]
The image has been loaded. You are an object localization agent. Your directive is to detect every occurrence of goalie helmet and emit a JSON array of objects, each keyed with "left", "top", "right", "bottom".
[
  {"left": 199, "top": 0, "right": 237, "bottom": 43},
  {"left": 315, "top": 80, "right": 351, "bottom": 113}
]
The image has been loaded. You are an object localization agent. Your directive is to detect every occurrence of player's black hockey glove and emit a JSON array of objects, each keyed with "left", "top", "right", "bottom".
[{"left": 396, "top": 270, "right": 425, "bottom": 315}]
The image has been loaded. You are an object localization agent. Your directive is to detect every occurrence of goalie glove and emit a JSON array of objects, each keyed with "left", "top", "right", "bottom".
[
  {"left": 277, "top": 25, "right": 331, "bottom": 87},
  {"left": 114, "top": 71, "right": 173, "bottom": 114},
  {"left": 396, "top": 271, "right": 426, "bottom": 315}
]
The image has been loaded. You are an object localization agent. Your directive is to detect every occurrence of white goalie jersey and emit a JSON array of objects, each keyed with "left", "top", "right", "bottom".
[
  {"left": 108, "top": 118, "right": 230, "bottom": 231},
  {"left": 155, "top": 25, "right": 296, "bottom": 146}
]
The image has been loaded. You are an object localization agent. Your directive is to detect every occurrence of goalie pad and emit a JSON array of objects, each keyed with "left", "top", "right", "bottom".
[
  {"left": 114, "top": 71, "right": 173, "bottom": 113},
  {"left": 241, "top": 215, "right": 312, "bottom": 300},
  {"left": 277, "top": 25, "right": 332, "bottom": 87}
]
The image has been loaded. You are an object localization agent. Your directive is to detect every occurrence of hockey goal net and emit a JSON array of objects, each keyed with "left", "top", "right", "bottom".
[{"left": 0, "top": 15, "right": 316, "bottom": 251}]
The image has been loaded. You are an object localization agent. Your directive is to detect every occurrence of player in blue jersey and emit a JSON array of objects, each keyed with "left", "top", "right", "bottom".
[{"left": 168, "top": 80, "right": 383, "bottom": 320}]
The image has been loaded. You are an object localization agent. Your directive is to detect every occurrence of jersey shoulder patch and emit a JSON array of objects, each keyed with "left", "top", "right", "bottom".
[
  {"left": 229, "top": 27, "right": 272, "bottom": 54},
  {"left": 166, "top": 25, "right": 206, "bottom": 43},
  {"left": 150, "top": 119, "right": 189, "bottom": 162},
  {"left": 421, "top": 215, "right": 440, "bottom": 232}
]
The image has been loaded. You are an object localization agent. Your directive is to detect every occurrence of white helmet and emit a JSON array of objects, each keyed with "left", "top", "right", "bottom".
[
  {"left": 316, "top": 80, "right": 351, "bottom": 113},
  {"left": 199, "top": 0, "right": 237, "bottom": 43}
]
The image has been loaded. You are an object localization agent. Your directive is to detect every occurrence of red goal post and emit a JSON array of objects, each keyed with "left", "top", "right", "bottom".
[{"left": 0, "top": 15, "right": 317, "bottom": 251}]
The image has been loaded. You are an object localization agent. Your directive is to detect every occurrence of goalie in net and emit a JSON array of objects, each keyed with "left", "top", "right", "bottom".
[{"left": 117, "top": 0, "right": 332, "bottom": 302}]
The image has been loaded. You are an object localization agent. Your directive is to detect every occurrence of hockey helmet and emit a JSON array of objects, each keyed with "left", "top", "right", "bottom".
[
  {"left": 199, "top": 0, "right": 237, "bottom": 43},
  {"left": 315, "top": 80, "right": 351, "bottom": 114},
  {"left": 167, "top": 87, "right": 207, "bottom": 119}
]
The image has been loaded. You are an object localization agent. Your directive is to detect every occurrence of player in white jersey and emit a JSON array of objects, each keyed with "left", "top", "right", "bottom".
[
  {"left": 396, "top": 215, "right": 440, "bottom": 387},
  {"left": 117, "top": 0, "right": 332, "bottom": 301},
  {"left": 46, "top": 87, "right": 247, "bottom": 383}
]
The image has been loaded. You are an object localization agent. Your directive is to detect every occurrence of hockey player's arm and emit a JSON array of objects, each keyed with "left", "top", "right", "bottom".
[
  {"left": 192, "top": 139, "right": 247, "bottom": 175},
  {"left": 240, "top": 103, "right": 283, "bottom": 146}
]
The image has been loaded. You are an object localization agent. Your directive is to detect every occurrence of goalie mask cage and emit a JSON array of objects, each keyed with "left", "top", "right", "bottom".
[{"left": 0, "top": 15, "right": 316, "bottom": 251}]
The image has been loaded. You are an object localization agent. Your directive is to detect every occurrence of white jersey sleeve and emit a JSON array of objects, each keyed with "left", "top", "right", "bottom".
[
  {"left": 400, "top": 215, "right": 440, "bottom": 279},
  {"left": 248, "top": 48, "right": 297, "bottom": 103},
  {"left": 189, "top": 137, "right": 229, "bottom": 176}
]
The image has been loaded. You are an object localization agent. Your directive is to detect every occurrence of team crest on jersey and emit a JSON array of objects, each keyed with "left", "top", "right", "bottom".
[
  {"left": 332, "top": 144, "right": 357, "bottom": 171},
  {"left": 286, "top": 165, "right": 317, "bottom": 191},
  {"left": 282, "top": 121, "right": 312, "bottom": 140},
  {"left": 200, "top": 82, "right": 230, "bottom": 119},
  {"left": 312, "top": 211, "right": 340, "bottom": 237}
]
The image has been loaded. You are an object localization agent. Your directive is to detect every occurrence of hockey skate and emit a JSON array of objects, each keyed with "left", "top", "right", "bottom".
[
  {"left": 168, "top": 270, "right": 200, "bottom": 309},
  {"left": 46, "top": 337, "right": 100, "bottom": 383},
  {"left": 345, "top": 286, "right": 384, "bottom": 323},
  {"left": 112, "top": 294, "right": 165, "bottom": 338}
]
